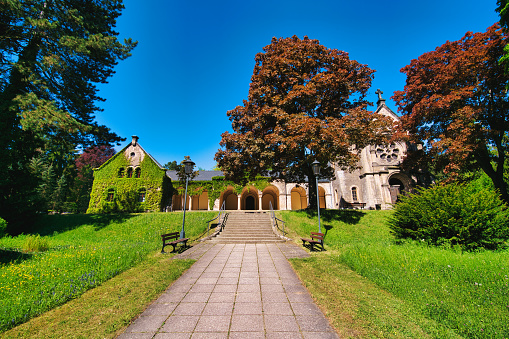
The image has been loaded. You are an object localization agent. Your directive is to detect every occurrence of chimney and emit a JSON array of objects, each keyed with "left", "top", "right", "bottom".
[{"left": 131, "top": 135, "right": 139, "bottom": 146}]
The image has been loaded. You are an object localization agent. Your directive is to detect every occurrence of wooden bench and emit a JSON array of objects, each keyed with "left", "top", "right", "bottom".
[
  {"left": 301, "top": 232, "right": 324, "bottom": 251},
  {"left": 342, "top": 201, "right": 366, "bottom": 209},
  {"left": 161, "top": 232, "right": 189, "bottom": 253}
]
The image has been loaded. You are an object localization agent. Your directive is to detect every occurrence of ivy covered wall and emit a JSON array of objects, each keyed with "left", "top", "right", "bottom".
[{"left": 87, "top": 148, "right": 170, "bottom": 213}]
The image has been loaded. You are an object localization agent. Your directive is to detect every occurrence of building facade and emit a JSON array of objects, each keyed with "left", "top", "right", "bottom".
[{"left": 88, "top": 93, "right": 412, "bottom": 213}]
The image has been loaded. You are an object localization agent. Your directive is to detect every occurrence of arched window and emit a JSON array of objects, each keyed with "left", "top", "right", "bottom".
[
  {"left": 118, "top": 168, "right": 124, "bottom": 178},
  {"left": 126, "top": 167, "right": 133, "bottom": 178},
  {"left": 134, "top": 167, "right": 141, "bottom": 178},
  {"left": 351, "top": 187, "right": 358, "bottom": 202},
  {"left": 138, "top": 188, "right": 146, "bottom": 202},
  {"left": 106, "top": 188, "right": 115, "bottom": 201}
]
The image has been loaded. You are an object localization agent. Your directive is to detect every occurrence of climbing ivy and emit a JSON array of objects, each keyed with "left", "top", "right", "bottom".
[{"left": 87, "top": 151, "right": 169, "bottom": 213}]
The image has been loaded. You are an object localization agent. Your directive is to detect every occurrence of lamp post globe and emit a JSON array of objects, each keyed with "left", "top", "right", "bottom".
[
  {"left": 180, "top": 157, "right": 195, "bottom": 239},
  {"left": 312, "top": 160, "right": 322, "bottom": 233}
]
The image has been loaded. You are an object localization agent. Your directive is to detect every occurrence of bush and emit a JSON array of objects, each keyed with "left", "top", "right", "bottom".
[
  {"left": 388, "top": 182, "right": 509, "bottom": 250},
  {"left": 0, "top": 217, "right": 7, "bottom": 238},
  {"left": 22, "top": 234, "right": 51, "bottom": 252}
]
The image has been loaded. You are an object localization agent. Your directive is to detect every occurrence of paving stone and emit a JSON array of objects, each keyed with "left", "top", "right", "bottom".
[
  {"left": 142, "top": 302, "right": 178, "bottom": 316},
  {"left": 117, "top": 332, "right": 155, "bottom": 339},
  {"left": 302, "top": 332, "right": 340, "bottom": 339},
  {"left": 233, "top": 302, "right": 262, "bottom": 315},
  {"left": 264, "top": 314, "right": 300, "bottom": 332},
  {"left": 266, "top": 332, "right": 304, "bottom": 339},
  {"left": 202, "top": 301, "right": 234, "bottom": 316},
  {"left": 159, "top": 315, "right": 199, "bottom": 332},
  {"left": 208, "top": 292, "right": 236, "bottom": 303},
  {"left": 125, "top": 315, "right": 167, "bottom": 333},
  {"left": 291, "top": 302, "right": 323, "bottom": 316},
  {"left": 172, "top": 303, "right": 206, "bottom": 316},
  {"left": 194, "top": 315, "right": 231, "bottom": 332},
  {"left": 263, "top": 301, "right": 293, "bottom": 315},
  {"left": 154, "top": 333, "right": 191, "bottom": 339},
  {"left": 295, "top": 315, "right": 336, "bottom": 332},
  {"left": 230, "top": 314, "right": 264, "bottom": 332},
  {"left": 228, "top": 332, "right": 265, "bottom": 339},
  {"left": 182, "top": 292, "right": 211, "bottom": 303},
  {"left": 235, "top": 292, "right": 261, "bottom": 303}
]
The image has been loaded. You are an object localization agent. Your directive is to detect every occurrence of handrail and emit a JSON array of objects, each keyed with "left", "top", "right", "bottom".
[
  {"left": 269, "top": 201, "right": 286, "bottom": 236},
  {"left": 206, "top": 201, "right": 227, "bottom": 236}
]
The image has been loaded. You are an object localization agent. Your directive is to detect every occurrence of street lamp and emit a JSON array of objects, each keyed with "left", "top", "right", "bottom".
[
  {"left": 180, "top": 157, "right": 195, "bottom": 239},
  {"left": 312, "top": 160, "right": 322, "bottom": 233}
]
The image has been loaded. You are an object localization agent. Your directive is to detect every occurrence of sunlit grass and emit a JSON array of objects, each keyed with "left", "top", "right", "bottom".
[
  {"left": 0, "top": 212, "right": 214, "bottom": 333},
  {"left": 280, "top": 209, "right": 509, "bottom": 338}
]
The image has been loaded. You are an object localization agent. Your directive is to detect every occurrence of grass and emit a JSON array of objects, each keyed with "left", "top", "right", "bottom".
[
  {"left": 280, "top": 209, "right": 509, "bottom": 339},
  {"left": 0, "top": 253, "right": 194, "bottom": 338},
  {"left": 0, "top": 211, "right": 216, "bottom": 333}
]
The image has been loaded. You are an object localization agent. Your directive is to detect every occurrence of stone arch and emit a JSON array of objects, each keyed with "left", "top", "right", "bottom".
[
  {"left": 388, "top": 172, "right": 412, "bottom": 203},
  {"left": 191, "top": 189, "right": 209, "bottom": 210},
  {"left": 318, "top": 186, "right": 326, "bottom": 208},
  {"left": 172, "top": 188, "right": 189, "bottom": 211},
  {"left": 262, "top": 185, "right": 279, "bottom": 210},
  {"left": 241, "top": 186, "right": 259, "bottom": 210},
  {"left": 220, "top": 187, "right": 238, "bottom": 210},
  {"left": 291, "top": 186, "right": 307, "bottom": 210}
]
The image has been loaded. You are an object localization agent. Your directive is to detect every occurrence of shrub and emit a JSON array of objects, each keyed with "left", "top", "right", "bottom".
[
  {"left": 22, "top": 234, "right": 51, "bottom": 252},
  {"left": 388, "top": 182, "right": 509, "bottom": 250},
  {"left": 0, "top": 217, "right": 7, "bottom": 238}
]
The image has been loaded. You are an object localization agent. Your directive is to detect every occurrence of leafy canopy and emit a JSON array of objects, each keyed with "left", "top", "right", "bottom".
[
  {"left": 393, "top": 24, "right": 509, "bottom": 203},
  {"left": 0, "top": 0, "right": 136, "bottom": 225},
  {"left": 215, "top": 36, "right": 391, "bottom": 207}
]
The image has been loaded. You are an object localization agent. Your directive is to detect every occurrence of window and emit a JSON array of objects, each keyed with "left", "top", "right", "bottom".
[
  {"left": 126, "top": 167, "right": 133, "bottom": 178},
  {"left": 118, "top": 168, "right": 124, "bottom": 178},
  {"left": 138, "top": 188, "right": 146, "bottom": 202},
  {"left": 107, "top": 188, "right": 115, "bottom": 202},
  {"left": 351, "top": 187, "right": 358, "bottom": 202},
  {"left": 134, "top": 167, "right": 141, "bottom": 178}
]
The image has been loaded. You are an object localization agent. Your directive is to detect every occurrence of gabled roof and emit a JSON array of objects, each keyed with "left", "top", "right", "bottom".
[
  {"left": 374, "top": 89, "right": 400, "bottom": 121},
  {"left": 166, "top": 170, "right": 224, "bottom": 181},
  {"left": 94, "top": 136, "right": 164, "bottom": 171}
]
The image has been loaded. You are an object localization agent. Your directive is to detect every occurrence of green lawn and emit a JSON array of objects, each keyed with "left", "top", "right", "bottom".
[
  {"left": 280, "top": 209, "right": 509, "bottom": 338},
  {"left": 0, "top": 211, "right": 216, "bottom": 333},
  {"left": 2, "top": 210, "right": 508, "bottom": 338}
]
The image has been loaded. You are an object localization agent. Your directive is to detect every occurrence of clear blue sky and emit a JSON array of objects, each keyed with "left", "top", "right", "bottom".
[{"left": 95, "top": 0, "right": 500, "bottom": 170}]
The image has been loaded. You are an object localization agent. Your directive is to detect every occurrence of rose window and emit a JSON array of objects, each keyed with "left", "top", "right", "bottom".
[{"left": 376, "top": 144, "right": 400, "bottom": 163}]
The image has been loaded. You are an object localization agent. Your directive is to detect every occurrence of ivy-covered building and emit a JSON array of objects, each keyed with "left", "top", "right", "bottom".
[{"left": 87, "top": 136, "right": 172, "bottom": 213}]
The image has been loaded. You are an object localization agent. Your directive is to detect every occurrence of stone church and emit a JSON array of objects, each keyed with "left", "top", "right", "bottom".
[{"left": 88, "top": 91, "right": 412, "bottom": 213}]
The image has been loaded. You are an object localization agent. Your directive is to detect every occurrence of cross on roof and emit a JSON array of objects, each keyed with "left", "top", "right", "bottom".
[{"left": 375, "top": 89, "right": 383, "bottom": 101}]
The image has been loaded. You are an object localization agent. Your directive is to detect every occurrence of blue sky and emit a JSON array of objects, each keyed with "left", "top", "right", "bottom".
[{"left": 95, "top": 0, "right": 500, "bottom": 170}]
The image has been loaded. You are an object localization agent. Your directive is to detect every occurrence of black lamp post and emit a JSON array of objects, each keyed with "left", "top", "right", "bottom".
[
  {"left": 180, "top": 157, "right": 195, "bottom": 239},
  {"left": 312, "top": 160, "right": 322, "bottom": 233}
]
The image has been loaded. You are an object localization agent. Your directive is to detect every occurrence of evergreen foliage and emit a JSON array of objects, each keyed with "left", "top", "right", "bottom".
[
  {"left": 0, "top": 0, "right": 136, "bottom": 228},
  {"left": 388, "top": 181, "right": 509, "bottom": 251},
  {"left": 0, "top": 218, "right": 6, "bottom": 238}
]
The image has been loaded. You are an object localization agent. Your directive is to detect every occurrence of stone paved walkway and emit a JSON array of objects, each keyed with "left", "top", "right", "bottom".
[{"left": 117, "top": 242, "right": 339, "bottom": 338}]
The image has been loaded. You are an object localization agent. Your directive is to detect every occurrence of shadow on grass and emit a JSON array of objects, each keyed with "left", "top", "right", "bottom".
[
  {"left": 0, "top": 248, "right": 32, "bottom": 265},
  {"left": 305, "top": 209, "right": 365, "bottom": 224},
  {"left": 32, "top": 213, "right": 137, "bottom": 236}
]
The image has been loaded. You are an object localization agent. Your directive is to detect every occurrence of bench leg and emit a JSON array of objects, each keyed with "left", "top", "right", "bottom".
[{"left": 161, "top": 244, "right": 166, "bottom": 254}]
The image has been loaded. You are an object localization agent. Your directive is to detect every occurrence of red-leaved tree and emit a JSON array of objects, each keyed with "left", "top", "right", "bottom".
[
  {"left": 393, "top": 23, "right": 509, "bottom": 203},
  {"left": 215, "top": 36, "right": 391, "bottom": 208},
  {"left": 70, "top": 145, "right": 115, "bottom": 212}
]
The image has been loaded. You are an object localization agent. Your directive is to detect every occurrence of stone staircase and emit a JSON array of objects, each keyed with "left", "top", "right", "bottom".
[{"left": 208, "top": 211, "right": 285, "bottom": 244}]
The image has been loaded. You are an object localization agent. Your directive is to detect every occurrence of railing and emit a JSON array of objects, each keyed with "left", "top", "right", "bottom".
[
  {"left": 269, "top": 201, "right": 286, "bottom": 236},
  {"left": 206, "top": 201, "right": 227, "bottom": 236}
]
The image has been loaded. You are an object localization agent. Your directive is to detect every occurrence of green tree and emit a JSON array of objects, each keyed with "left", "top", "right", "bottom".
[
  {"left": 215, "top": 36, "right": 391, "bottom": 208},
  {"left": 0, "top": 0, "right": 136, "bottom": 226}
]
